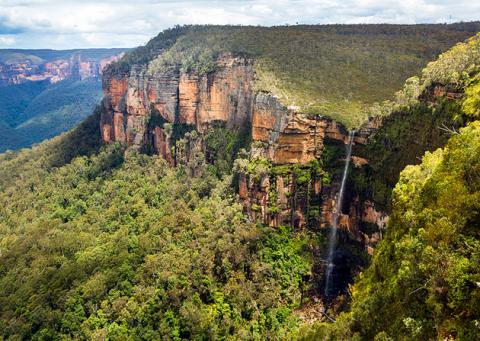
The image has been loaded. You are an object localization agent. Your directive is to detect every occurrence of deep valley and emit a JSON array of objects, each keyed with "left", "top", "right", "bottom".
[{"left": 0, "top": 23, "right": 480, "bottom": 340}]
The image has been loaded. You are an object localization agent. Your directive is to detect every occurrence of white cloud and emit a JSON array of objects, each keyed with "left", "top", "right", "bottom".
[
  {"left": 0, "top": 36, "right": 16, "bottom": 45},
  {"left": 0, "top": 0, "right": 479, "bottom": 49}
]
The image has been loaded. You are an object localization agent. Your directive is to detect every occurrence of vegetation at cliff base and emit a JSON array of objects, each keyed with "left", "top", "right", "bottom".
[
  {"left": 0, "top": 118, "right": 315, "bottom": 340},
  {"left": 300, "top": 32, "right": 480, "bottom": 341},
  {"left": 303, "top": 121, "right": 480, "bottom": 340}
]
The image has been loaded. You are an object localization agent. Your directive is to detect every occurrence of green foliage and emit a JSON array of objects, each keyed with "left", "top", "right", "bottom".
[
  {"left": 234, "top": 156, "right": 272, "bottom": 181},
  {"left": 256, "top": 226, "right": 313, "bottom": 305},
  {"left": 311, "top": 121, "right": 480, "bottom": 340},
  {"left": 0, "top": 80, "right": 49, "bottom": 126},
  {"left": 421, "top": 33, "right": 480, "bottom": 89},
  {"left": 270, "top": 160, "right": 325, "bottom": 184},
  {"left": 0, "top": 110, "right": 102, "bottom": 190},
  {"left": 16, "top": 78, "right": 103, "bottom": 141},
  {"left": 365, "top": 33, "right": 480, "bottom": 123},
  {"left": 0, "top": 78, "right": 103, "bottom": 152},
  {"left": 462, "top": 74, "right": 480, "bottom": 117},
  {"left": 302, "top": 36, "right": 480, "bottom": 339},
  {"left": 109, "top": 23, "right": 480, "bottom": 128},
  {"left": 0, "top": 134, "right": 312, "bottom": 339},
  {"left": 353, "top": 100, "right": 463, "bottom": 210},
  {"left": 103, "top": 25, "right": 191, "bottom": 77},
  {"left": 0, "top": 121, "right": 27, "bottom": 152},
  {"left": 204, "top": 120, "right": 252, "bottom": 176},
  {"left": 351, "top": 29, "right": 480, "bottom": 211}
]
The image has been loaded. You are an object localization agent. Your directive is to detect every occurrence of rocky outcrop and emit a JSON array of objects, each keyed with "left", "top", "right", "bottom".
[
  {"left": 252, "top": 96, "right": 348, "bottom": 164},
  {"left": 100, "top": 52, "right": 386, "bottom": 250},
  {"left": 420, "top": 83, "right": 464, "bottom": 103},
  {"left": 0, "top": 53, "right": 124, "bottom": 86},
  {"left": 354, "top": 115, "right": 384, "bottom": 144},
  {"left": 101, "top": 54, "right": 254, "bottom": 159}
]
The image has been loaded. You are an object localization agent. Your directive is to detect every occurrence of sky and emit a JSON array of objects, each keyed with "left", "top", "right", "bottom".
[{"left": 0, "top": 0, "right": 479, "bottom": 49}]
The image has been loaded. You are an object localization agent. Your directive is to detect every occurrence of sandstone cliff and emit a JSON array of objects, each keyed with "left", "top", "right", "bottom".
[
  {"left": 0, "top": 52, "right": 124, "bottom": 86},
  {"left": 101, "top": 54, "right": 253, "bottom": 158},
  {"left": 99, "top": 43, "right": 472, "bottom": 298},
  {"left": 100, "top": 53, "right": 388, "bottom": 253}
]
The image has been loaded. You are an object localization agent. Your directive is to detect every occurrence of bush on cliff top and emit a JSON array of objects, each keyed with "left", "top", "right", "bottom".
[
  {"left": 108, "top": 23, "right": 480, "bottom": 128},
  {"left": 352, "top": 33, "right": 480, "bottom": 211}
]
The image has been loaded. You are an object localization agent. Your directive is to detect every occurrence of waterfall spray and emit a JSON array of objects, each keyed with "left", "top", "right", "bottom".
[{"left": 324, "top": 130, "right": 355, "bottom": 298}]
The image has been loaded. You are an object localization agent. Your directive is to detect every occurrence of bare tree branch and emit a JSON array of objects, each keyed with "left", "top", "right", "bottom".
[{"left": 437, "top": 123, "right": 458, "bottom": 135}]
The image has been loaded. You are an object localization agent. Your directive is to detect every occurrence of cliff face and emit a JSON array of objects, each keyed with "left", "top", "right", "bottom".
[
  {"left": 0, "top": 53, "right": 124, "bottom": 86},
  {"left": 100, "top": 54, "right": 386, "bottom": 251},
  {"left": 252, "top": 93, "right": 349, "bottom": 164},
  {"left": 101, "top": 54, "right": 254, "bottom": 159}
]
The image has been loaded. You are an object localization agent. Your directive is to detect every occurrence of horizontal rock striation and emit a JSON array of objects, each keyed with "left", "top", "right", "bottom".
[
  {"left": 0, "top": 53, "right": 123, "bottom": 86},
  {"left": 100, "top": 53, "right": 386, "bottom": 249},
  {"left": 101, "top": 54, "right": 254, "bottom": 158}
]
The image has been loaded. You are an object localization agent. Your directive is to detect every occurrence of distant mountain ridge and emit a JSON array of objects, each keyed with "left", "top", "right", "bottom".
[
  {"left": 0, "top": 48, "right": 126, "bottom": 86},
  {"left": 0, "top": 48, "right": 128, "bottom": 152},
  {"left": 1, "top": 25, "right": 480, "bottom": 340}
]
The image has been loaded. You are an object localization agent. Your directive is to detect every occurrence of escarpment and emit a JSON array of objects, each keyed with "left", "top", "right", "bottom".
[
  {"left": 101, "top": 54, "right": 254, "bottom": 158},
  {"left": 100, "top": 53, "right": 389, "bottom": 255},
  {"left": 101, "top": 53, "right": 351, "bottom": 162},
  {"left": 100, "top": 41, "right": 476, "bottom": 266},
  {"left": 0, "top": 52, "right": 124, "bottom": 86},
  {"left": 103, "top": 53, "right": 473, "bottom": 263},
  {"left": 98, "top": 27, "right": 480, "bottom": 272}
]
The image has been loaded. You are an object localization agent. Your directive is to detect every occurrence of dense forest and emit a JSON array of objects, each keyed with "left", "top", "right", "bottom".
[
  {"left": 0, "top": 112, "right": 316, "bottom": 339},
  {"left": 1, "top": 25, "right": 480, "bottom": 340},
  {"left": 0, "top": 78, "right": 103, "bottom": 152}
]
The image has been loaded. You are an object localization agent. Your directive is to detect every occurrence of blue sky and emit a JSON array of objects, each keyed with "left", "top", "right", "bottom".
[{"left": 1, "top": 0, "right": 479, "bottom": 49}]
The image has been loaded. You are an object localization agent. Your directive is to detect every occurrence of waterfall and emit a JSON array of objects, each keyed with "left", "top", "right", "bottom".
[{"left": 324, "top": 130, "right": 355, "bottom": 298}]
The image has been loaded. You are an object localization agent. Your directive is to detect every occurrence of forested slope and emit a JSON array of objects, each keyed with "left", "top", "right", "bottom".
[
  {"left": 0, "top": 48, "right": 126, "bottom": 152},
  {"left": 301, "top": 32, "right": 480, "bottom": 341},
  {"left": 0, "top": 112, "right": 315, "bottom": 339}
]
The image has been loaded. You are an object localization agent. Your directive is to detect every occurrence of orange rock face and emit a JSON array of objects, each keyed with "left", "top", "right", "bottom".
[
  {"left": 420, "top": 83, "right": 464, "bottom": 105},
  {"left": 100, "top": 53, "right": 387, "bottom": 249},
  {"left": 0, "top": 53, "right": 122, "bottom": 86},
  {"left": 101, "top": 54, "right": 254, "bottom": 153},
  {"left": 153, "top": 127, "right": 173, "bottom": 164},
  {"left": 362, "top": 200, "right": 389, "bottom": 229},
  {"left": 101, "top": 53, "right": 352, "bottom": 166},
  {"left": 352, "top": 156, "right": 368, "bottom": 167},
  {"left": 102, "top": 123, "right": 113, "bottom": 143},
  {"left": 252, "top": 108, "right": 276, "bottom": 141},
  {"left": 178, "top": 74, "right": 199, "bottom": 124},
  {"left": 273, "top": 116, "right": 327, "bottom": 164},
  {"left": 108, "top": 78, "right": 129, "bottom": 112},
  {"left": 113, "top": 112, "right": 126, "bottom": 143}
]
